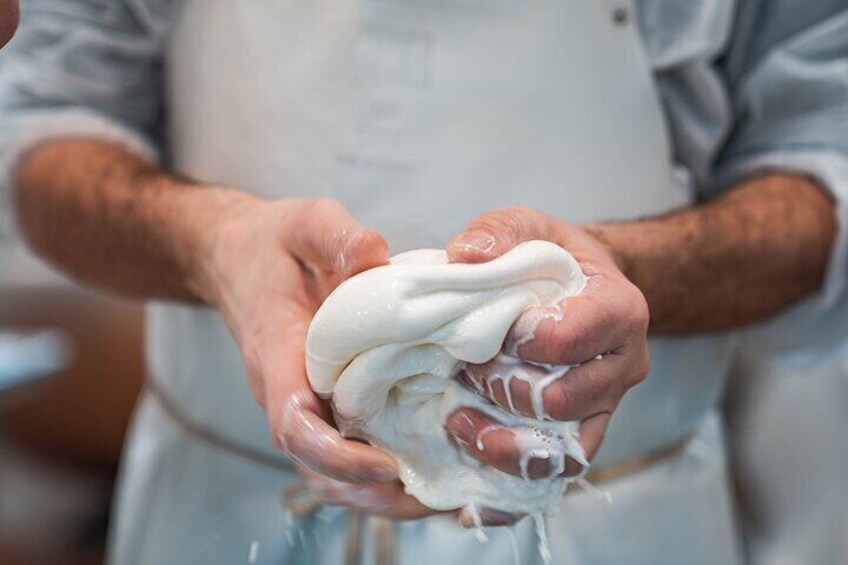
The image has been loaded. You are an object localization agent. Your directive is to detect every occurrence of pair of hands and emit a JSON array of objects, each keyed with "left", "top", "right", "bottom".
[{"left": 204, "top": 196, "right": 649, "bottom": 526}]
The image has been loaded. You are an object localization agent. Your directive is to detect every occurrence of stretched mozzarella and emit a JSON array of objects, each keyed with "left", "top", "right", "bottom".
[{"left": 306, "top": 240, "right": 588, "bottom": 515}]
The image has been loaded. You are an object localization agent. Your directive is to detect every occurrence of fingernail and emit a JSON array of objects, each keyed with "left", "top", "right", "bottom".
[{"left": 452, "top": 232, "right": 496, "bottom": 255}]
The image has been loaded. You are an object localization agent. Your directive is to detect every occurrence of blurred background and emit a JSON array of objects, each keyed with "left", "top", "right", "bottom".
[{"left": 0, "top": 222, "right": 144, "bottom": 565}]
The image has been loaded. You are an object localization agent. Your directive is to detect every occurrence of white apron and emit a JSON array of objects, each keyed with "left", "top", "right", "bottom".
[
  {"left": 726, "top": 299, "right": 848, "bottom": 565},
  {"left": 109, "top": 1, "right": 742, "bottom": 563}
]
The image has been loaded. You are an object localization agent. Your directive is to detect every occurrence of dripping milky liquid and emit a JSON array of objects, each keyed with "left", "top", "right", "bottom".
[
  {"left": 304, "top": 242, "right": 594, "bottom": 564},
  {"left": 533, "top": 514, "right": 553, "bottom": 565},
  {"left": 512, "top": 427, "right": 572, "bottom": 481},
  {"left": 505, "top": 526, "right": 521, "bottom": 565},
  {"left": 463, "top": 350, "right": 596, "bottom": 563},
  {"left": 577, "top": 477, "right": 613, "bottom": 504},
  {"left": 530, "top": 367, "right": 570, "bottom": 420},
  {"left": 297, "top": 528, "right": 307, "bottom": 547},
  {"left": 465, "top": 503, "right": 489, "bottom": 543},
  {"left": 475, "top": 354, "right": 573, "bottom": 421},
  {"left": 488, "top": 369, "right": 518, "bottom": 413},
  {"left": 283, "top": 509, "right": 295, "bottom": 547}
]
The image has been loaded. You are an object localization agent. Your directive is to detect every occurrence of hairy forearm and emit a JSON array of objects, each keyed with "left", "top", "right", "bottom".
[
  {"left": 16, "top": 141, "right": 836, "bottom": 332},
  {"left": 14, "top": 138, "right": 252, "bottom": 302},
  {"left": 588, "top": 174, "right": 836, "bottom": 333}
]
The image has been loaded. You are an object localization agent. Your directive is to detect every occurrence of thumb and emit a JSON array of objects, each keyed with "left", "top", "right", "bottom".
[
  {"left": 446, "top": 206, "right": 554, "bottom": 264},
  {"left": 287, "top": 198, "right": 389, "bottom": 278}
]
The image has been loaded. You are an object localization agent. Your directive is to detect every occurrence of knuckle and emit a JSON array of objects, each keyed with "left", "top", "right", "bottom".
[
  {"left": 628, "top": 350, "right": 650, "bottom": 387},
  {"left": 597, "top": 299, "right": 621, "bottom": 333},
  {"left": 600, "top": 397, "right": 619, "bottom": 415},
  {"left": 610, "top": 296, "right": 648, "bottom": 342},
  {"left": 625, "top": 288, "right": 650, "bottom": 333},
  {"left": 638, "top": 352, "right": 651, "bottom": 381}
]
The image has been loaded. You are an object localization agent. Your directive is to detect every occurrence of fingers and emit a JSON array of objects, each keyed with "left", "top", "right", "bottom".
[
  {"left": 300, "top": 468, "right": 441, "bottom": 521},
  {"left": 278, "top": 397, "right": 400, "bottom": 483},
  {"left": 461, "top": 354, "right": 633, "bottom": 421},
  {"left": 287, "top": 198, "right": 389, "bottom": 279},
  {"left": 264, "top": 200, "right": 391, "bottom": 482},
  {"left": 505, "top": 277, "right": 649, "bottom": 367},
  {"left": 460, "top": 359, "right": 548, "bottom": 418},
  {"left": 446, "top": 206, "right": 554, "bottom": 264},
  {"left": 445, "top": 408, "right": 585, "bottom": 480},
  {"left": 264, "top": 325, "right": 399, "bottom": 484}
]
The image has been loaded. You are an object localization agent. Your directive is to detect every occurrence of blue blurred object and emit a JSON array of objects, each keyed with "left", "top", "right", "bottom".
[{"left": 0, "top": 330, "right": 71, "bottom": 391}]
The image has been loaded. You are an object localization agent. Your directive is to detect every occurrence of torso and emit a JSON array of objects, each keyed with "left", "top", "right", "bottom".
[{"left": 155, "top": 0, "right": 733, "bottom": 466}]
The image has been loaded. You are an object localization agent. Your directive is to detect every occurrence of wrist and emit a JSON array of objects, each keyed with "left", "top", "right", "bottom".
[
  {"left": 171, "top": 183, "right": 267, "bottom": 305},
  {"left": 582, "top": 223, "right": 638, "bottom": 283}
]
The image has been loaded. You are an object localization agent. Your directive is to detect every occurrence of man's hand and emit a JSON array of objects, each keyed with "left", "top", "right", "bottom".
[
  {"left": 443, "top": 206, "right": 650, "bottom": 479},
  {"left": 16, "top": 141, "right": 515, "bottom": 523},
  {"left": 199, "top": 196, "right": 442, "bottom": 520},
  {"left": 15, "top": 138, "right": 832, "bottom": 522}
]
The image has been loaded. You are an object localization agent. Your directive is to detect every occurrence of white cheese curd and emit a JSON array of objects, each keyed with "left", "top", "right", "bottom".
[{"left": 306, "top": 240, "right": 588, "bottom": 516}]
